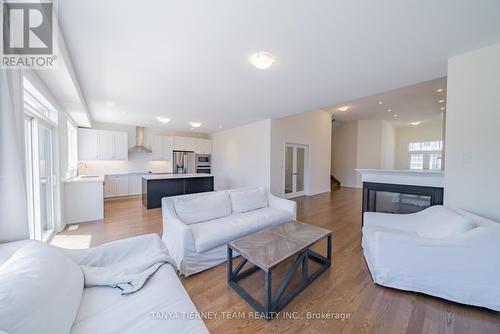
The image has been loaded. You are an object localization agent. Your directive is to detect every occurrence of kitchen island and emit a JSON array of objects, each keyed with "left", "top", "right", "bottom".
[{"left": 142, "top": 173, "right": 214, "bottom": 209}]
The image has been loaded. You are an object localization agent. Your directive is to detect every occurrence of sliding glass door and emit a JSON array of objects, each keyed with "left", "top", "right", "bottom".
[
  {"left": 24, "top": 116, "right": 56, "bottom": 241},
  {"left": 38, "top": 122, "right": 55, "bottom": 239}
]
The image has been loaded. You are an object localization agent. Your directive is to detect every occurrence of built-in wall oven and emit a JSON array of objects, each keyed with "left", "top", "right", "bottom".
[{"left": 196, "top": 154, "right": 211, "bottom": 174}]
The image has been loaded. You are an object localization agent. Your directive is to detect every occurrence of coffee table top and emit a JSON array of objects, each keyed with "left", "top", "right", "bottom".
[{"left": 228, "top": 221, "right": 332, "bottom": 271}]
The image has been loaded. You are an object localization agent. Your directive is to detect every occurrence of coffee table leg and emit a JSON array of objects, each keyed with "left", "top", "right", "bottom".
[
  {"left": 327, "top": 234, "right": 332, "bottom": 261},
  {"left": 264, "top": 270, "right": 272, "bottom": 319},
  {"left": 227, "top": 246, "right": 233, "bottom": 283}
]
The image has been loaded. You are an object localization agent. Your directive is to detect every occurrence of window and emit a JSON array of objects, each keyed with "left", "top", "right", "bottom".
[
  {"left": 67, "top": 121, "right": 78, "bottom": 177},
  {"left": 410, "top": 154, "right": 424, "bottom": 170},
  {"left": 24, "top": 78, "right": 57, "bottom": 241},
  {"left": 408, "top": 141, "right": 443, "bottom": 170}
]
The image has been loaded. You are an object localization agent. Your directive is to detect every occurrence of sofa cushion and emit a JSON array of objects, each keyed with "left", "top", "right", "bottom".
[
  {"left": 229, "top": 188, "right": 268, "bottom": 213},
  {"left": 416, "top": 214, "right": 476, "bottom": 239},
  {"left": 175, "top": 191, "right": 232, "bottom": 224},
  {"left": 190, "top": 207, "right": 293, "bottom": 253},
  {"left": 71, "top": 264, "right": 208, "bottom": 334},
  {"left": 0, "top": 242, "right": 84, "bottom": 334}
]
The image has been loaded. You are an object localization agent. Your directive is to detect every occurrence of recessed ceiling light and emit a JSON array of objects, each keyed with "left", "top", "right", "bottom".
[
  {"left": 249, "top": 52, "right": 275, "bottom": 70},
  {"left": 156, "top": 116, "right": 170, "bottom": 123},
  {"left": 189, "top": 122, "right": 202, "bottom": 128},
  {"left": 393, "top": 114, "right": 398, "bottom": 118},
  {"left": 410, "top": 121, "right": 422, "bottom": 126},
  {"left": 378, "top": 101, "right": 383, "bottom": 105},
  {"left": 438, "top": 99, "right": 445, "bottom": 103},
  {"left": 436, "top": 88, "right": 444, "bottom": 93},
  {"left": 218, "top": 125, "right": 223, "bottom": 129},
  {"left": 337, "top": 106, "right": 350, "bottom": 112},
  {"left": 440, "top": 107, "right": 445, "bottom": 110},
  {"left": 386, "top": 109, "right": 392, "bottom": 112}
]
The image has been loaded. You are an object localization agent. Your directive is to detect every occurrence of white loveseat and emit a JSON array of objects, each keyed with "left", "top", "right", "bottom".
[
  {"left": 162, "top": 187, "right": 297, "bottom": 276},
  {"left": 362, "top": 205, "right": 500, "bottom": 311},
  {"left": 0, "top": 236, "right": 209, "bottom": 334}
]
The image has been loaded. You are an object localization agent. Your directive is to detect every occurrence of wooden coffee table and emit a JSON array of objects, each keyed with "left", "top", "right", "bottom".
[{"left": 227, "top": 220, "right": 332, "bottom": 319}]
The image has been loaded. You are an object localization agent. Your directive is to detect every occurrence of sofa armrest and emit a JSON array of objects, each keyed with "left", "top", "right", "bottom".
[
  {"left": 161, "top": 197, "right": 195, "bottom": 269},
  {"left": 268, "top": 192, "right": 297, "bottom": 220}
]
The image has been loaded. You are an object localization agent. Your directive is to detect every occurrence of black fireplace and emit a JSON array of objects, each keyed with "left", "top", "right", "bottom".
[{"left": 362, "top": 182, "right": 444, "bottom": 224}]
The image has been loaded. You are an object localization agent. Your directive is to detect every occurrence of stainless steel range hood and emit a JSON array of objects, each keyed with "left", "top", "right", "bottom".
[{"left": 128, "top": 126, "right": 152, "bottom": 153}]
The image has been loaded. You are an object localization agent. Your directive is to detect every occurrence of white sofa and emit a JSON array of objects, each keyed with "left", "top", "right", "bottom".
[
  {"left": 362, "top": 205, "right": 500, "bottom": 311},
  {"left": 162, "top": 187, "right": 297, "bottom": 276},
  {"left": 0, "top": 237, "right": 209, "bottom": 334}
]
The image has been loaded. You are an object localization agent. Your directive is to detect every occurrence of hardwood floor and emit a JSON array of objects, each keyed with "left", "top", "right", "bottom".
[{"left": 53, "top": 188, "right": 500, "bottom": 334}]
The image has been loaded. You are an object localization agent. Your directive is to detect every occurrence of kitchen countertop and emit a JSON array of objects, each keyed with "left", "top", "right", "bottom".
[
  {"left": 142, "top": 173, "right": 213, "bottom": 180},
  {"left": 63, "top": 175, "right": 105, "bottom": 183}
]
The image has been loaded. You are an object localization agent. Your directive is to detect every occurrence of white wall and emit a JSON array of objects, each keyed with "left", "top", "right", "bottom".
[
  {"left": 445, "top": 43, "right": 500, "bottom": 222},
  {"left": 270, "top": 110, "right": 332, "bottom": 197},
  {"left": 380, "top": 121, "right": 396, "bottom": 169},
  {"left": 394, "top": 117, "right": 444, "bottom": 169},
  {"left": 79, "top": 122, "right": 210, "bottom": 176},
  {"left": 332, "top": 119, "right": 396, "bottom": 187},
  {"left": 211, "top": 119, "right": 271, "bottom": 190},
  {"left": 356, "top": 120, "right": 384, "bottom": 186},
  {"left": 332, "top": 121, "right": 358, "bottom": 188}
]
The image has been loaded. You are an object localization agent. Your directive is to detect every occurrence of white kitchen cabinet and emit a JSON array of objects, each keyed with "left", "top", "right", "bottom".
[
  {"left": 116, "top": 175, "right": 129, "bottom": 196},
  {"left": 172, "top": 136, "right": 196, "bottom": 151},
  {"left": 78, "top": 128, "right": 128, "bottom": 161},
  {"left": 104, "top": 175, "right": 129, "bottom": 198},
  {"left": 104, "top": 176, "right": 116, "bottom": 198},
  {"left": 113, "top": 131, "right": 128, "bottom": 160},
  {"left": 65, "top": 178, "right": 104, "bottom": 224},
  {"left": 98, "top": 130, "right": 114, "bottom": 160},
  {"left": 151, "top": 135, "right": 172, "bottom": 160},
  {"left": 104, "top": 174, "right": 144, "bottom": 198},
  {"left": 78, "top": 128, "right": 99, "bottom": 160},
  {"left": 172, "top": 136, "right": 211, "bottom": 154},
  {"left": 197, "top": 139, "right": 212, "bottom": 154},
  {"left": 128, "top": 175, "right": 142, "bottom": 195}
]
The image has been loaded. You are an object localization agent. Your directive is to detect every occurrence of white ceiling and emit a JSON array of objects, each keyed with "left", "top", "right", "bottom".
[
  {"left": 329, "top": 77, "right": 446, "bottom": 127},
  {"left": 58, "top": 0, "right": 500, "bottom": 133}
]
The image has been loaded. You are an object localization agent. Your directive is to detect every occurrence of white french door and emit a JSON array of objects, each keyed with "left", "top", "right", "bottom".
[
  {"left": 285, "top": 144, "right": 307, "bottom": 199},
  {"left": 24, "top": 116, "right": 56, "bottom": 241}
]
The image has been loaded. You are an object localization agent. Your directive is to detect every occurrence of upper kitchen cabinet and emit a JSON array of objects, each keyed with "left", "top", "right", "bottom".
[
  {"left": 78, "top": 128, "right": 128, "bottom": 160},
  {"left": 172, "top": 136, "right": 212, "bottom": 154},
  {"left": 151, "top": 135, "right": 172, "bottom": 161},
  {"left": 197, "top": 139, "right": 212, "bottom": 154},
  {"left": 172, "top": 136, "right": 194, "bottom": 151}
]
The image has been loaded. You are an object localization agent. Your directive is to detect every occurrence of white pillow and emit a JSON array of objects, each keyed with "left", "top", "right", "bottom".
[
  {"left": 229, "top": 188, "right": 268, "bottom": 213},
  {"left": 0, "top": 242, "right": 84, "bottom": 334},
  {"left": 175, "top": 192, "right": 232, "bottom": 224},
  {"left": 416, "top": 214, "right": 476, "bottom": 239}
]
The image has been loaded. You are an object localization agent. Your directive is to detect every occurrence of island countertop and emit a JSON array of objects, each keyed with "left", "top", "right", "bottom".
[{"left": 142, "top": 173, "right": 213, "bottom": 180}]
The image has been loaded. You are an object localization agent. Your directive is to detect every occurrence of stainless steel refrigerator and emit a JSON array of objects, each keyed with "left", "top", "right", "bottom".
[{"left": 173, "top": 151, "right": 196, "bottom": 174}]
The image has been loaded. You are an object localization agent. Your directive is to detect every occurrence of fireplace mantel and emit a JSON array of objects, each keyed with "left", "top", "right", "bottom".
[{"left": 356, "top": 169, "right": 444, "bottom": 188}]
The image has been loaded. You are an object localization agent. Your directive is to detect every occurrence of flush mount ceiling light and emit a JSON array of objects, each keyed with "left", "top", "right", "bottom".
[
  {"left": 386, "top": 109, "right": 392, "bottom": 112},
  {"left": 393, "top": 114, "right": 398, "bottom": 118},
  {"left": 250, "top": 52, "right": 275, "bottom": 70},
  {"left": 436, "top": 88, "right": 444, "bottom": 93},
  {"left": 337, "top": 105, "right": 350, "bottom": 112},
  {"left": 438, "top": 99, "right": 445, "bottom": 103},
  {"left": 189, "top": 122, "right": 202, "bottom": 128},
  {"left": 410, "top": 121, "right": 422, "bottom": 126},
  {"left": 156, "top": 116, "right": 170, "bottom": 123},
  {"left": 440, "top": 107, "right": 445, "bottom": 110},
  {"left": 378, "top": 101, "right": 383, "bottom": 105}
]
